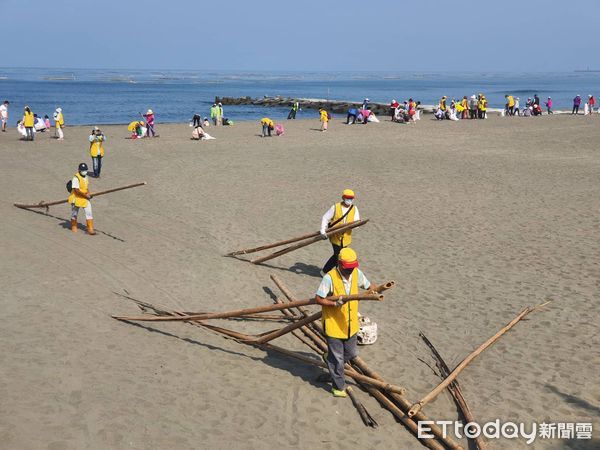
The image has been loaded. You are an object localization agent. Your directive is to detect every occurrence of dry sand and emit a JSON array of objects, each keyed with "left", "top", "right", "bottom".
[{"left": 0, "top": 115, "right": 599, "bottom": 449}]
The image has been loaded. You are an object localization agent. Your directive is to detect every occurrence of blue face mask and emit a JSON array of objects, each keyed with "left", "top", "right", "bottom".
[{"left": 343, "top": 198, "right": 353, "bottom": 206}]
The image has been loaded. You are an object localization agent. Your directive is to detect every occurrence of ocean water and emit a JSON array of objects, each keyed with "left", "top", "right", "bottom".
[{"left": 1, "top": 68, "right": 599, "bottom": 125}]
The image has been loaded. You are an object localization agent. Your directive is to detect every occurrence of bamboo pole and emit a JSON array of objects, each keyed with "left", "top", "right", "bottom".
[
  {"left": 112, "top": 293, "right": 383, "bottom": 322},
  {"left": 13, "top": 182, "right": 147, "bottom": 209},
  {"left": 227, "top": 220, "right": 365, "bottom": 256},
  {"left": 408, "top": 301, "right": 551, "bottom": 418},
  {"left": 420, "top": 332, "right": 485, "bottom": 450},
  {"left": 258, "top": 343, "right": 406, "bottom": 396},
  {"left": 252, "top": 312, "right": 323, "bottom": 344},
  {"left": 361, "top": 385, "right": 445, "bottom": 450},
  {"left": 350, "top": 356, "right": 463, "bottom": 450},
  {"left": 250, "top": 219, "right": 369, "bottom": 265}
]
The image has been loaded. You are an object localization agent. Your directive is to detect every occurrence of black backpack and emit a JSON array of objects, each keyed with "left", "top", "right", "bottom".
[{"left": 66, "top": 179, "right": 72, "bottom": 193}]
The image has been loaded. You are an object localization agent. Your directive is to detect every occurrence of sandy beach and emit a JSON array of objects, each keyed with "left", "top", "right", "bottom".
[{"left": 1, "top": 115, "right": 599, "bottom": 449}]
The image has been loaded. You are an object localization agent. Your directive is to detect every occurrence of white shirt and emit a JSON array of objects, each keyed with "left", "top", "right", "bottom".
[
  {"left": 316, "top": 268, "right": 370, "bottom": 297},
  {"left": 320, "top": 203, "right": 360, "bottom": 234},
  {"left": 0, "top": 104, "right": 7, "bottom": 119},
  {"left": 71, "top": 174, "right": 88, "bottom": 190}
]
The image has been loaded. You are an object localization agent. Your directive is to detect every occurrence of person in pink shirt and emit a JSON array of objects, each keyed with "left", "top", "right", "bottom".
[
  {"left": 545, "top": 97, "right": 553, "bottom": 114},
  {"left": 143, "top": 109, "right": 156, "bottom": 137}
]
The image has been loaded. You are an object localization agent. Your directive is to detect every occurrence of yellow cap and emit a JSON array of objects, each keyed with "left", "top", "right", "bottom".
[
  {"left": 338, "top": 248, "right": 359, "bottom": 268},
  {"left": 342, "top": 189, "right": 355, "bottom": 198}
]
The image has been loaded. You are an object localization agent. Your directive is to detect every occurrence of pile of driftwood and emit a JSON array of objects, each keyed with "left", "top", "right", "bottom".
[{"left": 112, "top": 268, "right": 550, "bottom": 449}]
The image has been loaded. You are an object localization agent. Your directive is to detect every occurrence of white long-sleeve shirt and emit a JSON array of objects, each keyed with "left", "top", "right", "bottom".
[{"left": 320, "top": 204, "right": 360, "bottom": 234}]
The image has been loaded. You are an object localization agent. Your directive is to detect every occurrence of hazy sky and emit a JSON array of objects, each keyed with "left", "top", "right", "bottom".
[{"left": 1, "top": 0, "right": 598, "bottom": 71}]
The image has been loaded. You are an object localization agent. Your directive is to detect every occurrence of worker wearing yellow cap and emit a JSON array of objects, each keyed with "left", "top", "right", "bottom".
[
  {"left": 320, "top": 189, "right": 360, "bottom": 275},
  {"left": 315, "top": 247, "right": 380, "bottom": 397}
]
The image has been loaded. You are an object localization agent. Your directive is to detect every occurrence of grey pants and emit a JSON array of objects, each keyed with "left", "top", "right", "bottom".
[{"left": 326, "top": 334, "right": 358, "bottom": 390}]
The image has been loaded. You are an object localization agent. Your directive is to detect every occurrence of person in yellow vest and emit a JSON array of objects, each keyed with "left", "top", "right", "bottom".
[
  {"left": 315, "top": 247, "right": 380, "bottom": 397},
  {"left": 54, "top": 107, "right": 65, "bottom": 140},
  {"left": 261, "top": 117, "right": 274, "bottom": 137},
  {"left": 68, "top": 163, "right": 96, "bottom": 235},
  {"left": 505, "top": 95, "right": 515, "bottom": 116},
  {"left": 460, "top": 96, "right": 469, "bottom": 119},
  {"left": 319, "top": 108, "right": 329, "bottom": 131},
  {"left": 320, "top": 189, "right": 360, "bottom": 275},
  {"left": 89, "top": 126, "right": 106, "bottom": 178},
  {"left": 22, "top": 106, "right": 35, "bottom": 141},
  {"left": 439, "top": 96, "right": 447, "bottom": 111},
  {"left": 478, "top": 95, "right": 488, "bottom": 119}
]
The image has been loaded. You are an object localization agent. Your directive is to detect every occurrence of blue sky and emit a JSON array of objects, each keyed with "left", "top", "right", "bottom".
[{"left": 1, "top": 0, "right": 598, "bottom": 71}]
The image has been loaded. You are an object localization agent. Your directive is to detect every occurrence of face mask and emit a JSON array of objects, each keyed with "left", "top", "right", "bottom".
[
  {"left": 343, "top": 198, "right": 353, "bottom": 206},
  {"left": 340, "top": 267, "right": 353, "bottom": 277},
  {"left": 80, "top": 171, "right": 88, "bottom": 177}
]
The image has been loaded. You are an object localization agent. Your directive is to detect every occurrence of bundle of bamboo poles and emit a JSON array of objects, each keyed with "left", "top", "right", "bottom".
[
  {"left": 113, "top": 276, "right": 465, "bottom": 450},
  {"left": 226, "top": 219, "right": 369, "bottom": 264}
]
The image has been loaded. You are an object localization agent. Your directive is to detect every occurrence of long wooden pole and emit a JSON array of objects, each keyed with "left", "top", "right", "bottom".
[
  {"left": 420, "top": 332, "right": 485, "bottom": 450},
  {"left": 258, "top": 343, "right": 406, "bottom": 396},
  {"left": 408, "top": 301, "right": 551, "bottom": 418},
  {"left": 14, "top": 182, "right": 147, "bottom": 209},
  {"left": 250, "top": 219, "right": 369, "bottom": 265},
  {"left": 227, "top": 220, "right": 366, "bottom": 256},
  {"left": 112, "top": 293, "right": 383, "bottom": 322}
]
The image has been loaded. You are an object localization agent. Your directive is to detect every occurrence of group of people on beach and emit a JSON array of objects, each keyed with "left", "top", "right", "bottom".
[
  {"left": 434, "top": 94, "right": 488, "bottom": 121},
  {"left": 1, "top": 102, "right": 66, "bottom": 140}
]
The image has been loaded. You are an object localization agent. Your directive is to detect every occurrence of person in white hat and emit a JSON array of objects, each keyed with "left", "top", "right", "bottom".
[
  {"left": 53, "top": 107, "right": 64, "bottom": 140},
  {"left": 143, "top": 109, "right": 156, "bottom": 137}
]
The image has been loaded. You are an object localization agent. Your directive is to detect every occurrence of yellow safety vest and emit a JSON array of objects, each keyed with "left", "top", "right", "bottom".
[
  {"left": 329, "top": 203, "right": 356, "bottom": 247},
  {"left": 90, "top": 137, "right": 105, "bottom": 157},
  {"left": 322, "top": 268, "right": 359, "bottom": 339},
  {"left": 68, "top": 173, "right": 89, "bottom": 208},
  {"left": 55, "top": 113, "right": 64, "bottom": 128},
  {"left": 23, "top": 111, "right": 34, "bottom": 127}
]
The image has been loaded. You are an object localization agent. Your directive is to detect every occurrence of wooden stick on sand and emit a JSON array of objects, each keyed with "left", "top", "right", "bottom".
[
  {"left": 112, "top": 293, "right": 383, "bottom": 322},
  {"left": 250, "top": 219, "right": 369, "bottom": 265},
  {"left": 227, "top": 220, "right": 367, "bottom": 257},
  {"left": 408, "top": 301, "right": 552, "bottom": 418},
  {"left": 420, "top": 332, "right": 486, "bottom": 450},
  {"left": 14, "top": 182, "right": 147, "bottom": 209}
]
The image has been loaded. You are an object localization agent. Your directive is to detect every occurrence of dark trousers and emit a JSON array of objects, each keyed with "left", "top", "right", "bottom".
[
  {"left": 572, "top": 106, "right": 579, "bottom": 114},
  {"left": 287, "top": 109, "right": 297, "bottom": 119},
  {"left": 326, "top": 334, "right": 358, "bottom": 390},
  {"left": 322, "top": 243, "right": 343, "bottom": 273},
  {"left": 262, "top": 124, "right": 272, "bottom": 137},
  {"left": 346, "top": 114, "right": 356, "bottom": 124},
  {"left": 147, "top": 123, "right": 155, "bottom": 136},
  {"left": 192, "top": 116, "right": 201, "bottom": 127},
  {"left": 25, "top": 127, "right": 34, "bottom": 140},
  {"left": 92, "top": 156, "right": 102, "bottom": 177},
  {"left": 470, "top": 109, "right": 477, "bottom": 119}
]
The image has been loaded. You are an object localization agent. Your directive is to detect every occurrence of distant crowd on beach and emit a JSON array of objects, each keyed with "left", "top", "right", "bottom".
[
  {"left": 430, "top": 93, "right": 597, "bottom": 121},
  {"left": 2, "top": 90, "right": 598, "bottom": 144}
]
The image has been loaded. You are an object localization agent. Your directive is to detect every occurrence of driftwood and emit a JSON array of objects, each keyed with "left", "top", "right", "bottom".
[
  {"left": 111, "top": 293, "right": 383, "bottom": 322},
  {"left": 13, "top": 182, "right": 147, "bottom": 209},
  {"left": 227, "top": 220, "right": 366, "bottom": 257},
  {"left": 408, "top": 301, "right": 552, "bottom": 418},
  {"left": 269, "top": 277, "right": 462, "bottom": 448},
  {"left": 420, "top": 332, "right": 485, "bottom": 450},
  {"left": 250, "top": 219, "right": 369, "bottom": 265}
]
